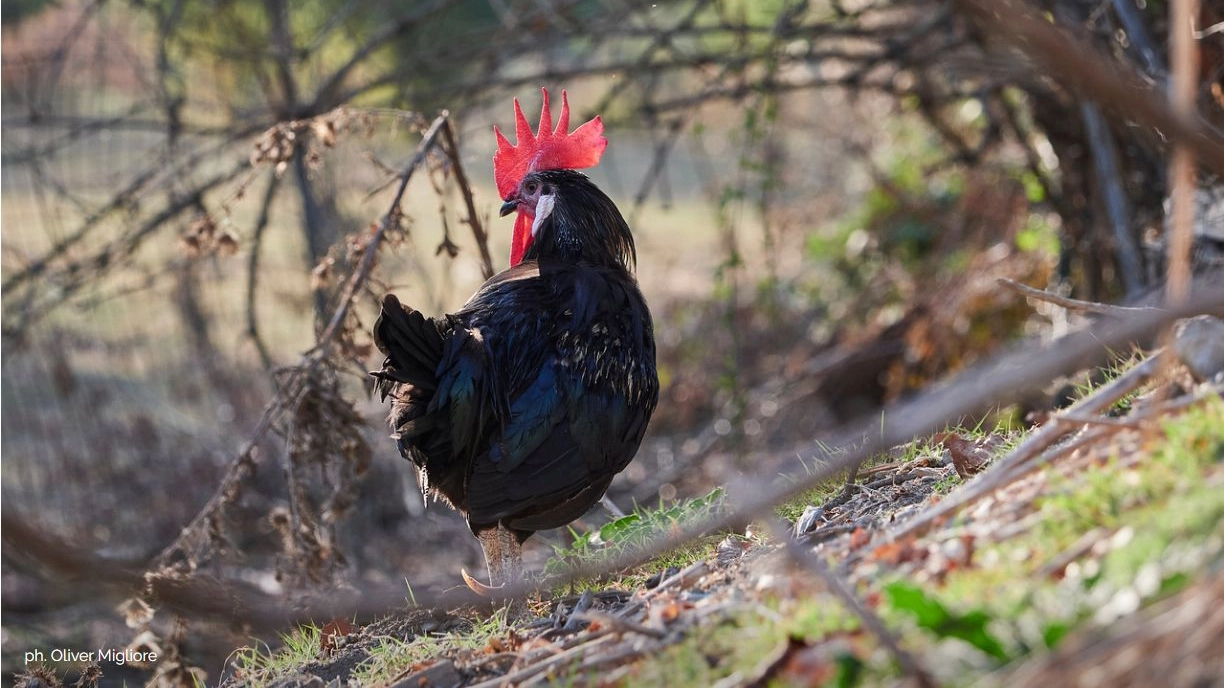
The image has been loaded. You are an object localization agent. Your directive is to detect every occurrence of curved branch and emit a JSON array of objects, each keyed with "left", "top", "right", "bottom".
[
  {"left": 441, "top": 119, "right": 495, "bottom": 280},
  {"left": 245, "top": 172, "right": 283, "bottom": 370}
]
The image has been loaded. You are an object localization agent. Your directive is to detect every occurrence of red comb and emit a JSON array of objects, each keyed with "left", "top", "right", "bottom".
[{"left": 493, "top": 88, "right": 606, "bottom": 199}]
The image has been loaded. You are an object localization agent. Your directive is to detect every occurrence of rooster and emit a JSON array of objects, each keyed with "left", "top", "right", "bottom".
[{"left": 372, "top": 89, "right": 658, "bottom": 592}]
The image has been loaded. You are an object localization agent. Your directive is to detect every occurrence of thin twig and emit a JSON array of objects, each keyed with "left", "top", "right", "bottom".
[
  {"left": 1079, "top": 100, "right": 1145, "bottom": 297},
  {"left": 440, "top": 119, "right": 495, "bottom": 280},
  {"left": 997, "top": 278, "right": 1165, "bottom": 315},
  {"left": 1167, "top": 0, "right": 1199, "bottom": 306},
  {"left": 467, "top": 633, "right": 620, "bottom": 688},
  {"left": 2, "top": 128, "right": 261, "bottom": 295},
  {"left": 570, "top": 611, "right": 668, "bottom": 639},
  {"left": 245, "top": 171, "right": 282, "bottom": 370}
]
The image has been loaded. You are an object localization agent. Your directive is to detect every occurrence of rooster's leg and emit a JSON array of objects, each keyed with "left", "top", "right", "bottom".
[
  {"left": 482, "top": 524, "right": 523, "bottom": 587},
  {"left": 464, "top": 524, "right": 524, "bottom": 594},
  {"left": 464, "top": 524, "right": 529, "bottom": 621}
]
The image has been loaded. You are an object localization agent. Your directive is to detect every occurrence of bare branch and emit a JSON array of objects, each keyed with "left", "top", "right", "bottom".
[
  {"left": 1079, "top": 100, "right": 1145, "bottom": 297},
  {"left": 996, "top": 278, "right": 1164, "bottom": 316},
  {"left": 1166, "top": 0, "right": 1200, "bottom": 305},
  {"left": 315, "top": 112, "right": 450, "bottom": 349},
  {"left": 441, "top": 119, "right": 496, "bottom": 280},
  {"left": 246, "top": 172, "right": 284, "bottom": 371}
]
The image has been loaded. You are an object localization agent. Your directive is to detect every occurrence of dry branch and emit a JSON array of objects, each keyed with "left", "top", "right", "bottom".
[
  {"left": 441, "top": 119, "right": 496, "bottom": 280},
  {"left": 1167, "top": 0, "right": 1201, "bottom": 305},
  {"left": 996, "top": 278, "right": 1165, "bottom": 316},
  {"left": 245, "top": 172, "right": 283, "bottom": 370}
]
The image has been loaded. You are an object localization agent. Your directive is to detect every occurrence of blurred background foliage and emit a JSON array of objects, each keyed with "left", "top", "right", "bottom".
[{"left": 3, "top": 0, "right": 1220, "bottom": 681}]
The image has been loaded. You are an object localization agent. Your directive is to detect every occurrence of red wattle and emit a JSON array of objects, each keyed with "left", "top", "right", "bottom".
[{"left": 510, "top": 212, "right": 533, "bottom": 266}]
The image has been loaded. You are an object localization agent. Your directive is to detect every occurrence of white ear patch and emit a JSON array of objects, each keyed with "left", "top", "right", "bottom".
[{"left": 531, "top": 194, "right": 555, "bottom": 238}]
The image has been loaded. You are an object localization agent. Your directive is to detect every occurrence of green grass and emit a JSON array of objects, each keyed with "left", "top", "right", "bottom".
[
  {"left": 228, "top": 624, "right": 324, "bottom": 688},
  {"left": 588, "top": 395, "right": 1224, "bottom": 686},
  {"left": 876, "top": 396, "right": 1224, "bottom": 680},
  {"left": 545, "top": 487, "right": 729, "bottom": 591},
  {"left": 774, "top": 442, "right": 857, "bottom": 523},
  {"left": 603, "top": 605, "right": 786, "bottom": 686},
  {"left": 219, "top": 392, "right": 1223, "bottom": 688},
  {"left": 572, "top": 580, "right": 869, "bottom": 686},
  {"left": 352, "top": 609, "right": 507, "bottom": 686}
]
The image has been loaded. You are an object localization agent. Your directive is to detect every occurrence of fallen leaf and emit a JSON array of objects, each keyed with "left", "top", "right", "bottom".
[
  {"left": 939, "top": 432, "right": 993, "bottom": 478},
  {"left": 319, "top": 618, "right": 355, "bottom": 654},
  {"left": 850, "top": 527, "right": 872, "bottom": 549}
]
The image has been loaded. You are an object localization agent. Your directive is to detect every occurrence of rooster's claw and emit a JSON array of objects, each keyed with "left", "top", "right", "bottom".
[{"left": 461, "top": 568, "right": 505, "bottom": 597}]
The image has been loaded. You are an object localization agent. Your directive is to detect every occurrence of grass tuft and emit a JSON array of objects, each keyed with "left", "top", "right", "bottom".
[
  {"left": 229, "top": 624, "right": 323, "bottom": 688},
  {"left": 545, "top": 488, "right": 728, "bottom": 589}
]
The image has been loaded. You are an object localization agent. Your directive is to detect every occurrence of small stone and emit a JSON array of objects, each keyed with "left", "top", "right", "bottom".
[
  {"left": 792, "top": 505, "right": 824, "bottom": 537},
  {"left": 716, "top": 535, "right": 747, "bottom": 565},
  {"left": 1173, "top": 316, "right": 1224, "bottom": 382}
]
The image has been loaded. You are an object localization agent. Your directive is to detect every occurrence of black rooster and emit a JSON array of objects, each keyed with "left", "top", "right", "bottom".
[{"left": 372, "top": 90, "right": 658, "bottom": 591}]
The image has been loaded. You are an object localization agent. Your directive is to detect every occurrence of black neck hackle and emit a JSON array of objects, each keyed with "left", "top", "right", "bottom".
[{"left": 521, "top": 169, "right": 637, "bottom": 271}]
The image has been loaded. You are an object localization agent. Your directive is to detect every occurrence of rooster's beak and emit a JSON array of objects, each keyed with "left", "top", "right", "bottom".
[{"left": 499, "top": 200, "right": 517, "bottom": 217}]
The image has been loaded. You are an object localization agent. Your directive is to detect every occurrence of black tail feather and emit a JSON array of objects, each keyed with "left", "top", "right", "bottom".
[{"left": 371, "top": 294, "right": 445, "bottom": 396}]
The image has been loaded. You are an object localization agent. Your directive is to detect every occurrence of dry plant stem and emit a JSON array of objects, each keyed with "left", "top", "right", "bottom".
[
  {"left": 1038, "top": 527, "right": 1115, "bottom": 579},
  {"left": 889, "top": 351, "right": 1166, "bottom": 542},
  {"left": 1167, "top": 0, "right": 1198, "bottom": 307},
  {"left": 997, "top": 278, "right": 1167, "bottom": 315},
  {"left": 771, "top": 519, "right": 936, "bottom": 688},
  {"left": 150, "top": 112, "right": 453, "bottom": 600},
  {"left": 649, "top": 560, "right": 709, "bottom": 595},
  {"left": 316, "top": 111, "right": 450, "bottom": 347},
  {"left": 996, "top": 426, "right": 1108, "bottom": 486},
  {"left": 245, "top": 172, "right": 283, "bottom": 370},
  {"left": 1053, "top": 389, "right": 1211, "bottom": 430},
  {"left": 1053, "top": 413, "right": 1148, "bottom": 430},
  {"left": 1079, "top": 100, "right": 1143, "bottom": 297},
  {"left": 152, "top": 407, "right": 280, "bottom": 570},
  {"left": 440, "top": 119, "right": 496, "bottom": 280}
]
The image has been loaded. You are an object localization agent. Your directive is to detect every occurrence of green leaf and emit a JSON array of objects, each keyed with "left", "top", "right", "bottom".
[
  {"left": 598, "top": 514, "right": 642, "bottom": 542},
  {"left": 1041, "top": 621, "right": 1070, "bottom": 649},
  {"left": 833, "top": 652, "right": 865, "bottom": 688},
  {"left": 885, "top": 582, "right": 1010, "bottom": 661},
  {"left": 1159, "top": 572, "right": 1190, "bottom": 596},
  {"left": 884, "top": 581, "right": 949, "bottom": 627}
]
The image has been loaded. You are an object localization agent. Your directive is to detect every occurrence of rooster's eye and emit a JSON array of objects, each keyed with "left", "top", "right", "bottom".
[{"left": 525, "top": 181, "right": 539, "bottom": 194}]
